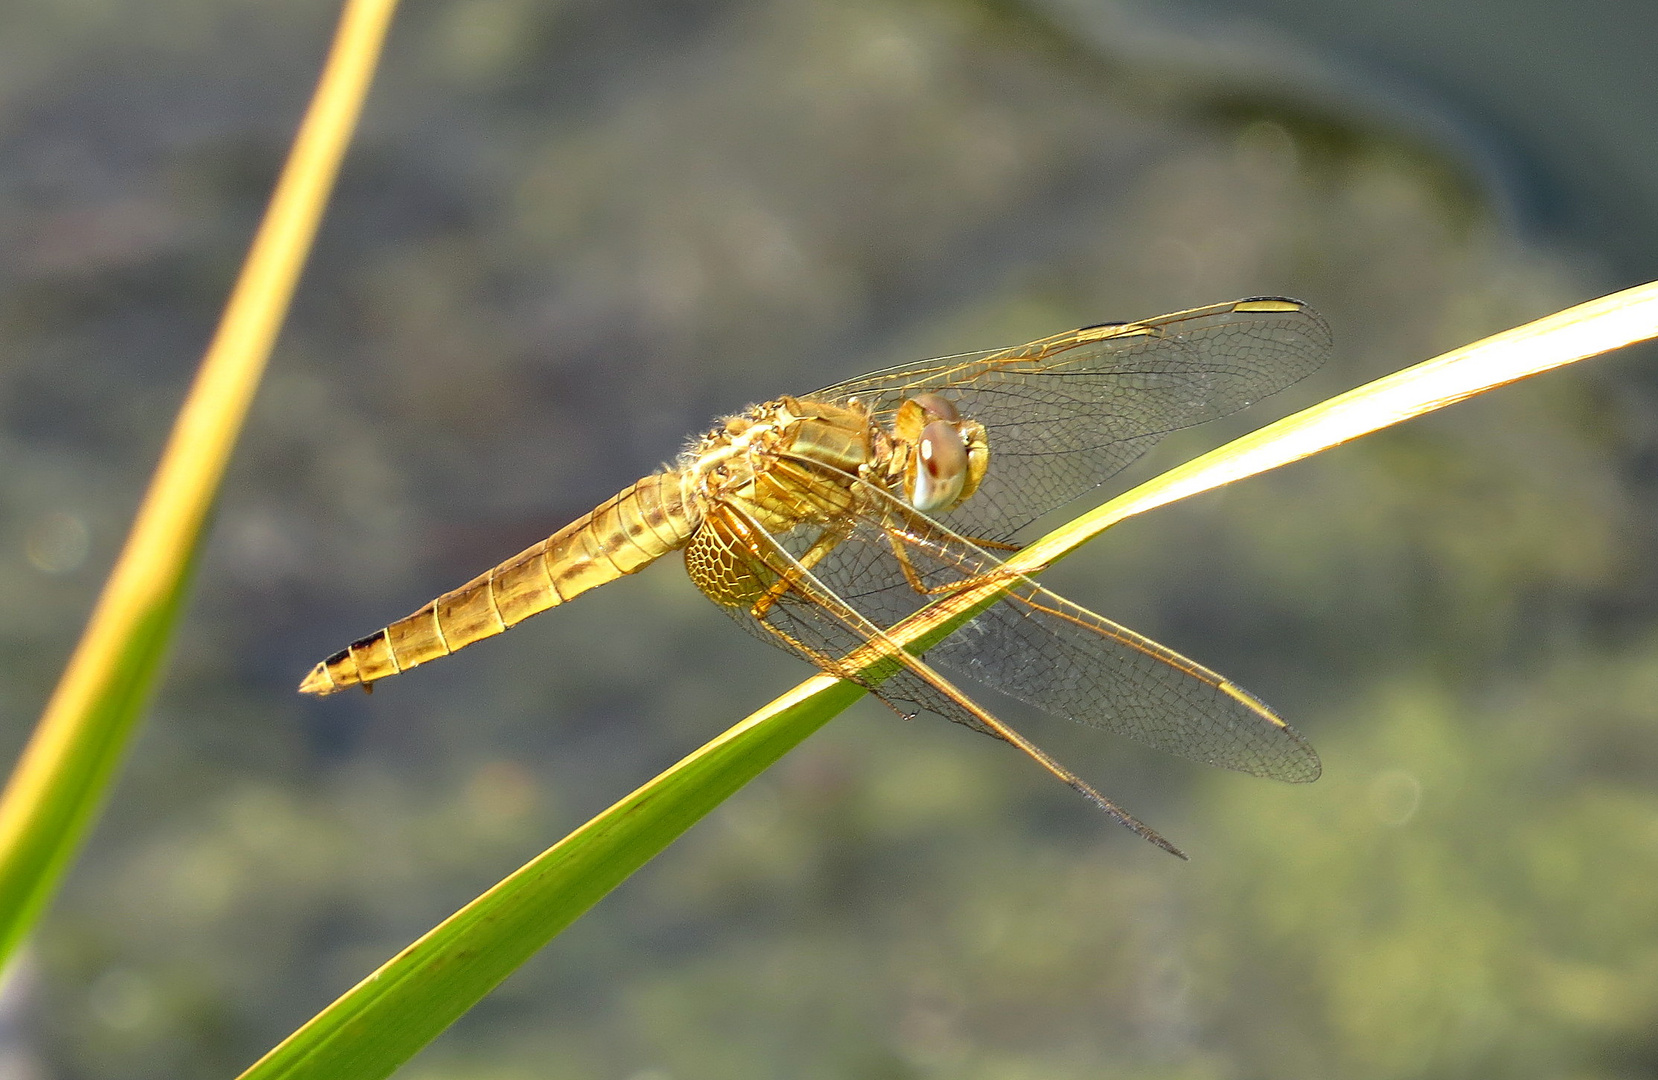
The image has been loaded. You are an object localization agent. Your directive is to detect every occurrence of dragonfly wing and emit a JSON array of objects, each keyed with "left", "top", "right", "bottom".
[
  {"left": 682, "top": 500, "right": 1191, "bottom": 853},
  {"left": 810, "top": 298, "right": 1329, "bottom": 541},
  {"left": 794, "top": 474, "right": 1321, "bottom": 783}
]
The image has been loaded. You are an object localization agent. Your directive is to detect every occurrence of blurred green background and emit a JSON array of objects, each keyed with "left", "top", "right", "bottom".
[{"left": 2, "top": 0, "right": 1657, "bottom": 1077}]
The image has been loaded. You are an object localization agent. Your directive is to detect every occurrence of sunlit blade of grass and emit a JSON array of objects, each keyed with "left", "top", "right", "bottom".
[
  {"left": 235, "top": 676, "right": 863, "bottom": 1080},
  {"left": 0, "top": 0, "right": 400, "bottom": 970},
  {"left": 239, "top": 280, "right": 1658, "bottom": 1078}
]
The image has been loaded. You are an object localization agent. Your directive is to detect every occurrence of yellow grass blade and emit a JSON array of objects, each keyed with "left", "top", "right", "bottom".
[{"left": 0, "top": 0, "right": 401, "bottom": 969}]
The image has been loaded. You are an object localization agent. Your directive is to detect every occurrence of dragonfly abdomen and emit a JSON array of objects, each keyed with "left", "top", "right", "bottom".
[{"left": 298, "top": 471, "right": 698, "bottom": 695}]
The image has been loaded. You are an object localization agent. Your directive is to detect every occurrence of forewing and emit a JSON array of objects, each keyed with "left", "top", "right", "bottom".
[{"left": 811, "top": 298, "right": 1329, "bottom": 541}]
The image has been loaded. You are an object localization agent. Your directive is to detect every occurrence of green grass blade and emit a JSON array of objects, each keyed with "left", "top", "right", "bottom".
[
  {"left": 0, "top": 0, "right": 401, "bottom": 970},
  {"left": 236, "top": 677, "right": 864, "bottom": 1080},
  {"left": 238, "top": 280, "right": 1658, "bottom": 1078}
]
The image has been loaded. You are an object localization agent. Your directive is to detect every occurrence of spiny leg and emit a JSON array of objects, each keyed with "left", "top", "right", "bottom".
[{"left": 881, "top": 523, "right": 1025, "bottom": 600}]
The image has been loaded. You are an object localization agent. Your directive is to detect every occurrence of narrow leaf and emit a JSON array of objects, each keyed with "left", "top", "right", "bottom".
[
  {"left": 0, "top": 0, "right": 401, "bottom": 969},
  {"left": 236, "top": 678, "right": 861, "bottom": 1080}
]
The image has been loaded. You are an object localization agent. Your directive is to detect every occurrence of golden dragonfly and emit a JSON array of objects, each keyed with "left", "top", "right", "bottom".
[{"left": 301, "top": 297, "right": 1329, "bottom": 855}]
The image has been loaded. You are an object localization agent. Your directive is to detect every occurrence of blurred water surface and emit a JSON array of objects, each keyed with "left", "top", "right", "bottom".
[{"left": 1, "top": 1, "right": 1655, "bottom": 1078}]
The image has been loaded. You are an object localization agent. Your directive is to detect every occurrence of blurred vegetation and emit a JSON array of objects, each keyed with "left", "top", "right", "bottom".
[{"left": 0, "top": 0, "right": 1654, "bottom": 1078}]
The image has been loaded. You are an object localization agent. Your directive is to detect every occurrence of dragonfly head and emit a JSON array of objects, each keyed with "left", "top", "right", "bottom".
[{"left": 893, "top": 392, "right": 988, "bottom": 514}]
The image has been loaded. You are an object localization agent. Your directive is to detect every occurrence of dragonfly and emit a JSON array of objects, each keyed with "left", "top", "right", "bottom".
[{"left": 301, "top": 297, "right": 1330, "bottom": 856}]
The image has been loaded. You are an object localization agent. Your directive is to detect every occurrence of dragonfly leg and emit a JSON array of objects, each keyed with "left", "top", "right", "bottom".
[
  {"left": 750, "top": 519, "right": 854, "bottom": 620},
  {"left": 743, "top": 603, "right": 897, "bottom": 690},
  {"left": 882, "top": 525, "right": 1024, "bottom": 599}
]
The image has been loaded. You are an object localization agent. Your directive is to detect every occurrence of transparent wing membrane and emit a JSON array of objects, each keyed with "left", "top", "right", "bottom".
[
  {"left": 769, "top": 471, "right": 1321, "bottom": 782},
  {"left": 813, "top": 298, "right": 1329, "bottom": 541},
  {"left": 683, "top": 502, "right": 1189, "bottom": 854}
]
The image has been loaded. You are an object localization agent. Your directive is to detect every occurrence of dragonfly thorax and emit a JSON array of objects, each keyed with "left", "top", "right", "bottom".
[
  {"left": 682, "top": 393, "right": 988, "bottom": 523},
  {"left": 681, "top": 397, "right": 875, "bottom": 518}
]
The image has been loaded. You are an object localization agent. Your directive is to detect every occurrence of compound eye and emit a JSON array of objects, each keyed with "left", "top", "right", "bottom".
[
  {"left": 910, "top": 392, "right": 959, "bottom": 423},
  {"left": 910, "top": 419, "right": 967, "bottom": 512}
]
